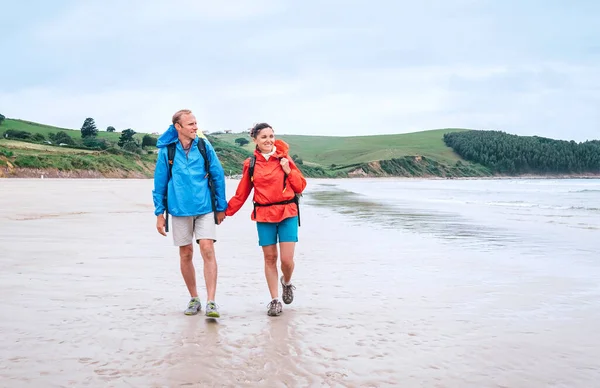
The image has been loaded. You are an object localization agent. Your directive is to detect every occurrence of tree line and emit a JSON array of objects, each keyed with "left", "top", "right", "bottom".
[{"left": 443, "top": 130, "right": 600, "bottom": 174}]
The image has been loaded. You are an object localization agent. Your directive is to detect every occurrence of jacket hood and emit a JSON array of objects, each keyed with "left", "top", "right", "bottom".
[
  {"left": 156, "top": 125, "right": 179, "bottom": 148},
  {"left": 254, "top": 139, "right": 290, "bottom": 158}
]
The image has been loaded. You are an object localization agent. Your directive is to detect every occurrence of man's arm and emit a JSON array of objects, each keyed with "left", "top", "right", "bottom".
[
  {"left": 152, "top": 147, "right": 169, "bottom": 216},
  {"left": 204, "top": 139, "right": 227, "bottom": 212}
]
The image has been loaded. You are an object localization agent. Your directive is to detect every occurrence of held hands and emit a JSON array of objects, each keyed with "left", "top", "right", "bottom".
[
  {"left": 216, "top": 211, "right": 226, "bottom": 225},
  {"left": 156, "top": 214, "right": 167, "bottom": 236},
  {"left": 280, "top": 158, "right": 292, "bottom": 174}
]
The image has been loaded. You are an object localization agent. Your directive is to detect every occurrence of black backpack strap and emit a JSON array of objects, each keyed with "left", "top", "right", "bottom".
[
  {"left": 197, "top": 138, "right": 210, "bottom": 178},
  {"left": 164, "top": 143, "right": 177, "bottom": 232},
  {"left": 249, "top": 155, "right": 256, "bottom": 183},
  {"left": 197, "top": 138, "right": 218, "bottom": 223},
  {"left": 167, "top": 143, "right": 176, "bottom": 179}
]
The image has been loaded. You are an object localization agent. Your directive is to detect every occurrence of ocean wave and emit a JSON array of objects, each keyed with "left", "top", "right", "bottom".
[
  {"left": 485, "top": 201, "right": 599, "bottom": 212},
  {"left": 486, "top": 201, "right": 537, "bottom": 208},
  {"left": 570, "top": 189, "right": 600, "bottom": 193}
]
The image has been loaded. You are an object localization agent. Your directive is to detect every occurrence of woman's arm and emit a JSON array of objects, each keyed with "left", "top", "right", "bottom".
[{"left": 225, "top": 159, "right": 253, "bottom": 217}]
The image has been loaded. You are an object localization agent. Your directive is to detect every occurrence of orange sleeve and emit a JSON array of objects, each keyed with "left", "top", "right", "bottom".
[
  {"left": 225, "top": 159, "right": 253, "bottom": 217},
  {"left": 286, "top": 159, "right": 307, "bottom": 194}
]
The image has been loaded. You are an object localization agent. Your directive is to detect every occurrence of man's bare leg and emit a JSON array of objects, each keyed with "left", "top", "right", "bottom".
[
  {"left": 179, "top": 244, "right": 198, "bottom": 297},
  {"left": 198, "top": 239, "right": 217, "bottom": 302}
]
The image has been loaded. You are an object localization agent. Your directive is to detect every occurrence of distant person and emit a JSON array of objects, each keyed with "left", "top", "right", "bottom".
[
  {"left": 225, "top": 122, "right": 307, "bottom": 316},
  {"left": 152, "top": 109, "right": 227, "bottom": 318}
]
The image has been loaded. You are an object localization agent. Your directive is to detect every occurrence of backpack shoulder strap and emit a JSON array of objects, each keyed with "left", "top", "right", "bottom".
[
  {"left": 249, "top": 155, "right": 256, "bottom": 183},
  {"left": 167, "top": 143, "right": 176, "bottom": 179},
  {"left": 197, "top": 138, "right": 210, "bottom": 178}
]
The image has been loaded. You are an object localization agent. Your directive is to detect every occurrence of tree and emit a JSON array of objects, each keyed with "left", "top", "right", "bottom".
[
  {"left": 54, "top": 131, "right": 74, "bottom": 145},
  {"left": 4, "top": 130, "right": 31, "bottom": 140},
  {"left": 291, "top": 154, "right": 303, "bottom": 164},
  {"left": 32, "top": 133, "right": 46, "bottom": 142},
  {"left": 81, "top": 118, "right": 98, "bottom": 138},
  {"left": 106, "top": 126, "right": 116, "bottom": 132},
  {"left": 235, "top": 137, "right": 249, "bottom": 146},
  {"left": 122, "top": 140, "right": 141, "bottom": 154},
  {"left": 118, "top": 128, "right": 136, "bottom": 147},
  {"left": 142, "top": 134, "right": 157, "bottom": 148},
  {"left": 83, "top": 137, "right": 108, "bottom": 150},
  {"left": 0, "top": 114, "right": 5, "bottom": 126}
]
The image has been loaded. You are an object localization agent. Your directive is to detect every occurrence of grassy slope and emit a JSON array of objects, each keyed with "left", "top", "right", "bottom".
[
  {"left": 0, "top": 138, "right": 96, "bottom": 153},
  {"left": 213, "top": 128, "right": 470, "bottom": 167},
  {"left": 1, "top": 119, "right": 156, "bottom": 177}
]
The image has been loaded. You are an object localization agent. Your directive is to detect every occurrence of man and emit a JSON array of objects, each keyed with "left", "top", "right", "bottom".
[{"left": 152, "top": 109, "right": 227, "bottom": 317}]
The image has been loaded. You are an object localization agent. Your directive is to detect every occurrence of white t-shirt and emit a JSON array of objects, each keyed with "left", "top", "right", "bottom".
[{"left": 262, "top": 146, "right": 277, "bottom": 161}]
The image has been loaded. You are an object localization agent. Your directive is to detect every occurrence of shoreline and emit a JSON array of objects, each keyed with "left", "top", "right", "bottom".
[{"left": 1, "top": 167, "right": 598, "bottom": 180}]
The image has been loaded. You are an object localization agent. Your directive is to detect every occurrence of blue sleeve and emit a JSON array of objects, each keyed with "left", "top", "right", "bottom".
[
  {"left": 152, "top": 147, "right": 169, "bottom": 216},
  {"left": 205, "top": 139, "right": 227, "bottom": 212}
]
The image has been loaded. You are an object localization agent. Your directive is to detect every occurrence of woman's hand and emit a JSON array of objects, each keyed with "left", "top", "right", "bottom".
[{"left": 280, "top": 158, "right": 292, "bottom": 174}]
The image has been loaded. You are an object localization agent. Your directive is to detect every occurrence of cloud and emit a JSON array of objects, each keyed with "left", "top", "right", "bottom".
[
  {"left": 5, "top": 62, "right": 596, "bottom": 142},
  {"left": 32, "top": 0, "right": 285, "bottom": 44},
  {"left": 2, "top": 1, "right": 599, "bottom": 142}
]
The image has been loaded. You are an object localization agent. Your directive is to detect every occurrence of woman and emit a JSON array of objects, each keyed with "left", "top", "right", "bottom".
[{"left": 225, "top": 123, "right": 307, "bottom": 316}]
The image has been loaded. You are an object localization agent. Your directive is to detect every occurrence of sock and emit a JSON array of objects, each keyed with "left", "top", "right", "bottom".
[{"left": 284, "top": 279, "right": 292, "bottom": 286}]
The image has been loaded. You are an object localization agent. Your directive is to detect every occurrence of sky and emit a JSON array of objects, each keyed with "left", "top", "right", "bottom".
[{"left": 1, "top": 0, "right": 599, "bottom": 141}]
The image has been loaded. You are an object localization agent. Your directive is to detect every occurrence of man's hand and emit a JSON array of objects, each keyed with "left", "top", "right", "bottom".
[
  {"left": 216, "top": 211, "right": 226, "bottom": 225},
  {"left": 280, "top": 158, "right": 292, "bottom": 174},
  {"left": 156, "top": 214, "right": 167, "bottom": 236}
]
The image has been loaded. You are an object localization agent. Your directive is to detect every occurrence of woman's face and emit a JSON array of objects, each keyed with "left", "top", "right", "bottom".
[{"left": 253, "top": 127, "right": 275, "bottom": 153}]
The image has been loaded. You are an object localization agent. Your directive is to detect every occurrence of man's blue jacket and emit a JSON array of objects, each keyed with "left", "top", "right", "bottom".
[{"left": 152, "top": 125, "right": 227, "bottom": 217}]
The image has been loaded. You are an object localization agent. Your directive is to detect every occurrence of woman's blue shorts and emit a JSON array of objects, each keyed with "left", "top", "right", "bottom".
[{"left": 256, "top": 216, "right": 299, "bottom": 246}]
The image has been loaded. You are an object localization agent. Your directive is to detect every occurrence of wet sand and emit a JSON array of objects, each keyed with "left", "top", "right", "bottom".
[{"left": 1, "top": 178, "right": 599, "bottom": 387}]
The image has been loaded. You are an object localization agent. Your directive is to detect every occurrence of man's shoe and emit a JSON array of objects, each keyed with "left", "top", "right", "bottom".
[
  {"left": 205, "top": 301, "right": 220, "bottom": 318},
  {"left": 280, "top": 276, "right": 296, "bottom": 305},
  {"left": 184, "top": 298, "right": 202, "bottom": 315},
  {"left": 267, "top": 299, "right": 283, "bottom": 316}
]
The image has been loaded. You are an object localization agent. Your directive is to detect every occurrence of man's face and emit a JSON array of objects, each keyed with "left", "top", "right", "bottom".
[{"left": 175, "top": 113, "right": 198, "bottom": 142}]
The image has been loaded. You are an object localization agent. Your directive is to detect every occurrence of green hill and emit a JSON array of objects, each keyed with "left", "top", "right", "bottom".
[
  {"left": 5, "top": 115, "right": 595, "bottom": 179},
  {"left": 213, "top": 128, "right": 469, "bottom": 166},
  {"left": 212, "top": 128, "right": 489, "bottom": 177},
  {"left": 0, "top": 116, "right": 491, "bottom": 178}
]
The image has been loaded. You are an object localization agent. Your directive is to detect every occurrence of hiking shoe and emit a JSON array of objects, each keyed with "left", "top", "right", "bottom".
[
  {"left": 184, "top": 298, "right": 202, "bottom": 315},
  {"left": 267, "top": 299, "right": 283, "bottom": 316},
  {"left": 280, "top": 276, "right": 296, "bottom": 305},
  {"left": 205, "top": 301, "right": 220, "bottom": 318}
]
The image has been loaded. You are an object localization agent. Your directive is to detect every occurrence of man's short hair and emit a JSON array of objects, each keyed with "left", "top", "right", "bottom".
[{"left": 172, "top": 109, "right": 192, "bottom": 125}]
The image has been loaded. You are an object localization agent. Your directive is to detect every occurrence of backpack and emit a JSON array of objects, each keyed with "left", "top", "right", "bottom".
[
  {"left": 163, "top": 138, "right": 217, "bottom": 232},
  {"left": 249, "top": 155, "right": 302, "bottom": 227}
]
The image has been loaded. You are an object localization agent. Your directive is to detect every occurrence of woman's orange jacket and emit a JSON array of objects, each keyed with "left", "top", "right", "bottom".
[{"left": 225, "top": 139, "right": 307, "bottom": 223}]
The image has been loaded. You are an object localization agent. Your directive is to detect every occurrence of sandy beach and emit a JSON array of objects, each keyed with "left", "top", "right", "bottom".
[{"left": 1, "top": 178, "right": 599, "bottom": 387}]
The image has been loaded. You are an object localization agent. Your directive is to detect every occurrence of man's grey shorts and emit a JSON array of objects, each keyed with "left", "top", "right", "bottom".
[{"left": 171, "top": 213, "right": 216, "bottom": 246}]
